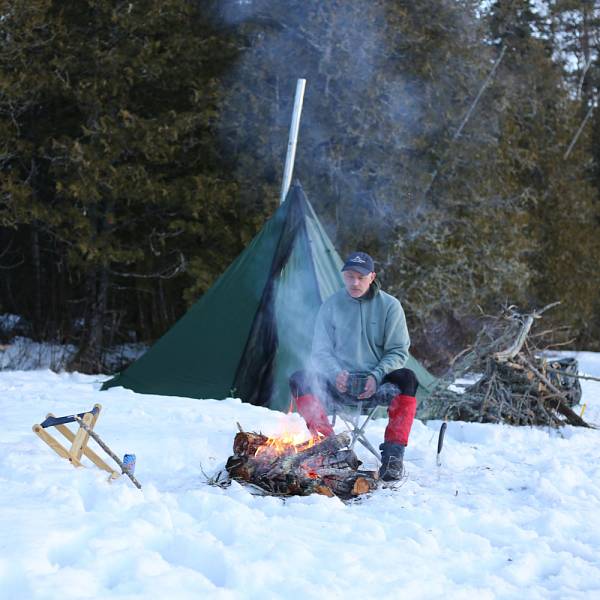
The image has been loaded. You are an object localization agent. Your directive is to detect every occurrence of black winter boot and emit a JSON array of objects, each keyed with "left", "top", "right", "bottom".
[{"left": 379, "top": 442, "right": 405, "bottom": 481}]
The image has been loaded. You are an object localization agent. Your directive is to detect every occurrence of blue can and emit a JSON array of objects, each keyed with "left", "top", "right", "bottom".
[{"left": 122, "top": 453, "right": 136, "bottom": 475}]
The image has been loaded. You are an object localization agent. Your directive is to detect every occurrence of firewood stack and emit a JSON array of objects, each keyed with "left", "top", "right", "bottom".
[
  {"left": 226, "top": 431, "right": 379, "bottom": 499},
  {"left": 420, "top": 303, "right": 595, "bottom": 428}
]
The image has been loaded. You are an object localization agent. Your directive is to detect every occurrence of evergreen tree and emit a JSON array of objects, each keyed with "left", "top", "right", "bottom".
[
  {"left": 2, "top": 0, "right": 599, "bottom": 371},
  {"left": 0, "top": 0, "right": 255, "bottom": 368},
  {"left": 489, "top": 0, "right": 600, "bottom": 347}
]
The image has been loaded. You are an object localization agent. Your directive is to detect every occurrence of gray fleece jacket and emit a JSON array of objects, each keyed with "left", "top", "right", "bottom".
[{"left": 310, "top": 280, "right": 410, "bottom": 385}]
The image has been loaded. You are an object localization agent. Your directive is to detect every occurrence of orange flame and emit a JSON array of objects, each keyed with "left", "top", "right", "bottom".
[
  {"left": 254, "top": 427, "right": 325, "bottom": 460},
  {"left": 254, "top": 414, "right": 326, "bottom": 460}
]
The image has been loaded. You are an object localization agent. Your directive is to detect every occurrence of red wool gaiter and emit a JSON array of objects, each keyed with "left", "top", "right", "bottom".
[
  {"left": 384, "top": 394, "right": 417, "bottom": 446},
  {"left": 294, "top": 394, "right": 334, "bottom": 438}
]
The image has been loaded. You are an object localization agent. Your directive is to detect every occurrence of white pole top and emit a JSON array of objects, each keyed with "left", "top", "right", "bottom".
[{"left": 280, "top": 78, "right": 307, "bottom": 204}]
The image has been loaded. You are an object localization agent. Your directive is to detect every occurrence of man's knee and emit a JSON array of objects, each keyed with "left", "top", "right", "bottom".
[
  {"left": 289, "top": 370, "right": 311, "bottom": 397},
  {"left": 384, "top": 368, "right": 418, "bottom": 396}
]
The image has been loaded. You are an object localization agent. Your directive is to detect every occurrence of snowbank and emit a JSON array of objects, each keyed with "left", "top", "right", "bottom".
[
  {"left": 0, "top": 334, "right": 145, "bottom": 372},
  {"left": 1, "top": 352, "right": 600, "bottom": 599}
]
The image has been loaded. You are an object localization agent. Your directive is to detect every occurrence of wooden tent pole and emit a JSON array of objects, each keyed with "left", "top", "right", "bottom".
[{"left": 280, "top": 78, "right": 307, "bottom": 204}]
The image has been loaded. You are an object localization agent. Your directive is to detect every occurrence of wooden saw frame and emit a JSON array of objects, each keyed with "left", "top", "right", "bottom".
[{"left": 32, "top": 403, "right": 120, "bottom": 479}]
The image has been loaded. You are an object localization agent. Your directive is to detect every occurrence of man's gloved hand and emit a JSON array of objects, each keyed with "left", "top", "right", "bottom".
[
  {"left": 335, "top": 370, "right": 349, "bottom": 393},
  {"left": 358, "top": 375, "right": 377, "bottom": 399}
]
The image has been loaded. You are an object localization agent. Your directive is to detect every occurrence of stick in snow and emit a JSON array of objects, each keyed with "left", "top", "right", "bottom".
[
  {"left": 436, "top": 422, "right": 447, "bottom": 467},
  {"left": 74, "top": 416, "right": 143, "bottom": 489}
]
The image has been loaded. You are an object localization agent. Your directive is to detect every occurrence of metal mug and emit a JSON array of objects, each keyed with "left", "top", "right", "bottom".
[{"left": 346, "top": 372, "right": 370, "bottom": 397}]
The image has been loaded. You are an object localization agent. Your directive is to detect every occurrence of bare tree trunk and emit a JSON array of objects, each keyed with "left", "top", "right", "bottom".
[
  {"left": 68, "top": 266, "right": 109, "bottom": 373},
  {"left": 581, "top": 3, "right": 591, "bottom": 103},
  {"left": 158, "top": 279, "right": 169, "bottom": 332},
  {"left": 0, "top": 231, "right": 18, "bottom": 311},
  {"left": 89, "top": 267, "right": 108, "bottom": 354},
  {"left": 31, "top": 228, "right": 42, "bottom": 335},
  {"left": 137, "top": 286, "right": 149, "bottom": 341}
]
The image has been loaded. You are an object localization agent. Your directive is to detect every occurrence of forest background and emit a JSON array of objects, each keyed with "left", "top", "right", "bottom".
[{"left": 1, "top": 0, "right": 599, "bottom": 374}]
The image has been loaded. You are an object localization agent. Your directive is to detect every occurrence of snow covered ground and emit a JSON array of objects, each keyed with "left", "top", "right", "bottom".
[
  {"left": 1, "top": 353, "right": 600, "bottom": 599},
  {"left": 0, "top": 334, "right": 145, "bottom": 373}
]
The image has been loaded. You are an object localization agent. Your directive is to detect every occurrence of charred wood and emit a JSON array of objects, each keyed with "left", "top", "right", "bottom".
[{"left": 226, "top": 431, "right": 378, "bottom": 499}]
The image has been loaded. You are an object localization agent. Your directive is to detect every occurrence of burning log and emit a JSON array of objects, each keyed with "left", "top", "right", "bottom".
[{"left": 226, "top": 431, "right": 378, "bottom": 499}]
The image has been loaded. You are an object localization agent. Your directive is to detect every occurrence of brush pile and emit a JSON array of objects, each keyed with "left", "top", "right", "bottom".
[{"left": 420, "top": 303, "right": 593, "bottom": 428}]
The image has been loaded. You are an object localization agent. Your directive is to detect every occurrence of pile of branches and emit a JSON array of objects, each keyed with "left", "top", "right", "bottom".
[{"left": 421, "top": 303, "right": 595, "bottom": 428}]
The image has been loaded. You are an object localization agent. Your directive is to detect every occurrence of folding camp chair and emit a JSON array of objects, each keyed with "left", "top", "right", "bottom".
[
  {"left": 331, "top": 398, "right": 382, "bottom": 464},
  {"left": 32, "top": 403, "right": 120, "bottom": 479}
]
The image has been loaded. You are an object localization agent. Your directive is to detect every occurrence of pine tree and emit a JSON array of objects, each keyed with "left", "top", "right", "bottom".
[
  {"left": 0, "top": 0, "right": 249, "bottom": 369},
  {"left": 488, "top": 0, "right": 600, "bottom": 347}
]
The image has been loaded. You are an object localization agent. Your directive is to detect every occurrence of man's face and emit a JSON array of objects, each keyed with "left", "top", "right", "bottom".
[{"left": 343, "top": 269, "right": 376, "bottom": 298}]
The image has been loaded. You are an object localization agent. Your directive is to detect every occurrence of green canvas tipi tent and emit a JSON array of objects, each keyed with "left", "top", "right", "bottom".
[{"left": 102, "top": 183, "right": 437, "bottom": 410}]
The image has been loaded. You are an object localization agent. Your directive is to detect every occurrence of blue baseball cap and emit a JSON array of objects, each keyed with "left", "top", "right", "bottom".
[{"left": 341, "top": 251, "right": 375, "bottom": 275}]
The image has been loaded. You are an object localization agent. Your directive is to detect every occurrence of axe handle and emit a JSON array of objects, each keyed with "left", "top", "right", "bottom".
[{"left": 437, "top": 422, "right": 447, "bottom": 456}]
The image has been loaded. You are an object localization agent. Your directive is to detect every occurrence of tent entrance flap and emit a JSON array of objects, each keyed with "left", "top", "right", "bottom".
[{"left": 232, "top": 183, "right": 321, "bottom": 407}]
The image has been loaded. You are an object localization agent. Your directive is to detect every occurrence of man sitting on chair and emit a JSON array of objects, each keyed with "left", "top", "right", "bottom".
[{"left": 289, "top": 251, "right": 418, "bottom": 481}]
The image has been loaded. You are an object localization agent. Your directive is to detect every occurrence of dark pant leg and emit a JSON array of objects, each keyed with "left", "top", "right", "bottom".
[
  {"left": 382, "top": 368, "right": 418, "bottom": 396},
  {"left": 289, "top": 370, "right": 334, "bottom": 398},
  {"left": 289, "top": 369, "right": 314, "bottom": 398},
  {"left": 362, "top": 368, "right": 418, "bottom": 408}
]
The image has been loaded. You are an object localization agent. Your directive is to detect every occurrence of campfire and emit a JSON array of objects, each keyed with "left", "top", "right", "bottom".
[
  {"left": 253, "top": 429, "right": 319, "bottom": 461},
  {"left": 226, "top": 421, "right": 378, "bottom": 499}
]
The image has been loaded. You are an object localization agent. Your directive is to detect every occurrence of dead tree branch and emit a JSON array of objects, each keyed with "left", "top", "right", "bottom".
[{"left": 420, "top": 304, "right": 592, "bottom": 428}]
